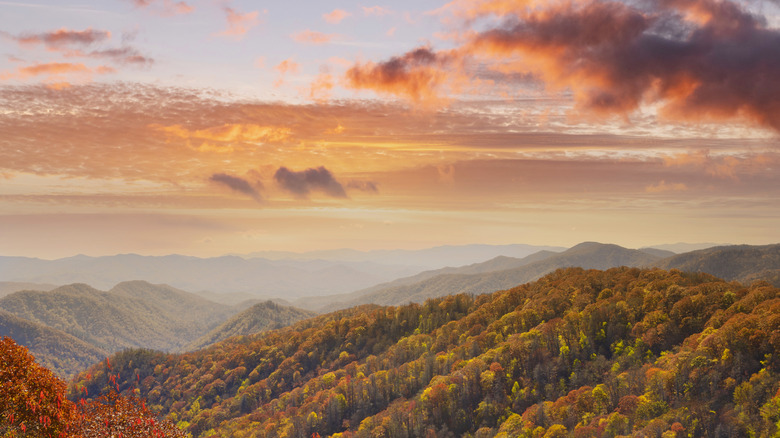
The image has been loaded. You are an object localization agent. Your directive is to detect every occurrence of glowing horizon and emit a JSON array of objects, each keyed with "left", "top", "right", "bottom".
[{"left": 1, "top": 0, "right": 779, "bottom": 258}]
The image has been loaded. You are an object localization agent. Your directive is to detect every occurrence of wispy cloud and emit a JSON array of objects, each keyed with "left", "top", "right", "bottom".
[
  {"left": 362, "top": 5, "right": 393, "bottom": 16},
  {"left": 129, "top": 0, "right": 194, "bottom": 16},
  {"left": 14, "top": 28, "right": 111, "bottom": 49},
  {"left": 215, "top": 6, "right": 260, "bottom": 39},
  {"left": 323, "top": 9, "right": 351, "bottom": 24},
  {"left": 292, "top": 30, "right": 335, "bottom": 45}
]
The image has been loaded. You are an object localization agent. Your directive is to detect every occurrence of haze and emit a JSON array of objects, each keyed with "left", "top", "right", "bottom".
[{"left": 1, "top": 0, "right": 779, "bottom": 259}]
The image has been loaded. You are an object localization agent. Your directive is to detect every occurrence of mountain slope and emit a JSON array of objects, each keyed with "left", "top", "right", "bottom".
[
  {"left": 654, "top": 243, "right": 780, "bottom": 286},
  {"left": 313, "top": 242, "right": 662, "bottom": 311},
  {"left": 70, "top": 268, "right": 780, "bottom": 438},
  {"left": 0, "top": 309, "right": 107, "bottom": 377},
  {"left": 293, "top": 249, "right": 561, "bottom": 311},
  {"left": 185, "top": 301, "right": 317, "bottom": 351},
  {"left": 0, "top": 281, "right": 58, "bottom": 297},
  {"left": 0, "top": 281, "right": 235, "bottom": 353}
]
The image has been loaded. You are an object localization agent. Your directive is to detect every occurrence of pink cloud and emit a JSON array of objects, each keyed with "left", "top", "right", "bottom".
[
  {"left": 216, "top": 7, "right": 260, "bottom": 38},
  {"left": 130, "top": 0, "right": 194, "bottom": 16},
  {"left": 362, "top": 6, "right": 393, "bottom": 16},
  {"left": 323, "top": 9, "right": 351, "bottom": 24},
  {"left": 292, "top": 30, "right": 335, "bottom": 45}
]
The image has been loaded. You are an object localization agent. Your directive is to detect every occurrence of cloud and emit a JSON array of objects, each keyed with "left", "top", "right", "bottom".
[
  {"left": 14, "top": 28, "right": 111, "bottom": 49},
  {"left": 304, "top": 73, "right": 334, "bottom": 102},
  {"left": 210, "top": 173, "right": 263, "bottom": 203},
  {"left": 216, "top": 7, "right": 260, "bottom": 38},
  {"left": 323, "top": 9, "right": 351, "bottom": 24},
  {"left": 292, "top": 30, "right": 335, "bottom": 45},
  {"left": 274, "top": 59, "right": 300, "bottom": 87},
  {"left": 645, "top": 180, "right": 688, "bottom": 193},
  {"left": 345, "top": 46, "right": 460, "bottom": 104},
  {"left": 274, "top": 166, "right": 347, "bottom": 198},
  {"left": 130, "top": 0, "right": 194, "bottom": 15},
  {"left": 347, "top": 180, "right": 379, "bottom": 193},
  {"left": 363, "top": 6, "right": 393, "bottom": 16},
  {"left": 274, "top": 59, "right": 300, "bottom": 75},
  {"left": 356, "top": 0, "right": 780, "bottom": 132},
  {"left": 151, "top": 123, "right": 291, "bottom": 150},
  {"left": 7, "top": 28, "right": 153, "bottom": 67},
  {"left": 75, "top": 47, "right": 154, "bottom": 67}
]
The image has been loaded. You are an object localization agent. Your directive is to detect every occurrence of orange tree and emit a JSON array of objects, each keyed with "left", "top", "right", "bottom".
[
  {"left": 1, "top": 337, "right": 185, "bottom": 438},
  {"left": 0, "top": 336, "right": 74, "bottom": 437}
]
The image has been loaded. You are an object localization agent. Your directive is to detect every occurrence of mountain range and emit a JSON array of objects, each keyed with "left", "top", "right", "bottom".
[{"left": 68, "top": 267, "right": 780, "bottom": 437}]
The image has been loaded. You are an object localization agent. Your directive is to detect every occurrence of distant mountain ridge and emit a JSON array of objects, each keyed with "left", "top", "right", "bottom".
[
  {"left": 655, "top": 243, "right": 780, "bottom": 286},
  {"left": 299, "top": 242, "right": 780, "bottom": 312},
  {"left": 301, "top": 242, "right": 663, "bottom": 312},
  {"left": 0, "top": 254, "right": 422, "bottom": 298}
]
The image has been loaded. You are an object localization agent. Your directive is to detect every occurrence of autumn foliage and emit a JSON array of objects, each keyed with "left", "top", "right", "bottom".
[
  {"left": 1, "top": 337, "right": 184, "bottom": 437},
  {"left": 68, "top": 268, "right": 780, "bottom": 437}
]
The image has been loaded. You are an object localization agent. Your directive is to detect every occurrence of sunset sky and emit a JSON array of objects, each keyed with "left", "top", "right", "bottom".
[{"left": 1, "top": 0, "right": 779, "bottom": 258}]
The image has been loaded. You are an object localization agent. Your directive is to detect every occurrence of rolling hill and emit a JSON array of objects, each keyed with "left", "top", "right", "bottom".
[
  {"left": 655, "top": 243, "right": 780, "bottom": 286},
  {"left": 185, "top": 301, "right": 317, "bottom": 351},
  {"left": 0, "top": 281, "right": 235, "bottom": 353},
  {"left": 0, "top": 309, "right": 107, "bottom": 377}
]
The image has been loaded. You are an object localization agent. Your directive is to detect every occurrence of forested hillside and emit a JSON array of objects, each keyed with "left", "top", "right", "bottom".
[
  {"left": 0, "top": 281, "right": 235, "bottom": 353},
  {"left": 186, "top": 301, "right": 318, "bottom": 351},
  {"left": 69, "top": 268, "right": 780, "bottom": 437},
  {"left": 0, "top": 309, "right": 107, "bottom": 376}
]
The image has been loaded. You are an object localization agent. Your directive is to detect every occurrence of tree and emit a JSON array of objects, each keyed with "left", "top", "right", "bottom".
[
  {"left": 1, "top": 336, "right": 75, "bottom": 437},
  {"left": 1, "top": 336, "right": 185, "bottom": 438}
]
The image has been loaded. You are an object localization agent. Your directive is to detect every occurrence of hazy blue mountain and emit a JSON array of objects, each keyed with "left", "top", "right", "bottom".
[
  {"left": 0, "top": 254, "right": 420, "bottom": 298},
  {"left": 303, "top": 242, "right": 662, "bottom": 312},
  {"left": 654, "top": 243, "right": 780, "bottom": 286},
  {"left": 643, "top": 242, "right": 726, "bottom": 253},
  {"left": 0, "top": 281, "right": 58, "bottom": 297},
  {"left": 241, "top": 243, "right": 567, "bottom": 269}
]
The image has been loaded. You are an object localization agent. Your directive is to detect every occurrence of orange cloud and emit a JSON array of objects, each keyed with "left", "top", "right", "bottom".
[
  {"left": 305, "top": 73, "right": 334, "bottom": 102},
  {"left": 274, "top": 59, "right": 300, "bottom": 75},
  {"left": 131, "top": 0, "right": 194, "bottom": 16},
  {"left": 216, "top": 7, "right": 260, "bottom": 38},
  {"left": 151, "top": 123, "right": 291, "bottom": 145},
  {"left": 368, "top": 0, "right": 780, "bottom": 131},
  {"left": 363, "top": 6, "right": 393, "bottom": 16},
  {"left": 323, "top": 9, "right": 351, "bottom": 24},
  {"left": 345, "top": 47, "right": 460, "bottom": 105},
  {"left": 292, "top": 30, "right": 334, "bottom": 45},
  {"left": 645, "top": 180, "right": 688, "bottom": 193},
  {"left": 15, "top": 28, "right": 111, "bottom": 49}
]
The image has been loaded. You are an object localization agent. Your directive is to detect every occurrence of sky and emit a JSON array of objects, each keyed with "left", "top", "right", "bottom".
[{"left": 1, "top": 0, "right": 779, "bottom": 259}]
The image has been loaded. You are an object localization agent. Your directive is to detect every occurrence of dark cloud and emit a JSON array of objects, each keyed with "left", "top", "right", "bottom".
[
  {"left": 274, "top": 166, "right": 347, "bottom": 198},
  {"left": 345, "top": 46, "right": 458, "bottom": 103},
  {"left": 347, "top": 180, "right": 379, "bottom": 193},
  {"left": 210, "top": 173, "right": 263, "bottom": 203},
  {"left": 471, "top": 0, "right": 780, "bottom": 130}
]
